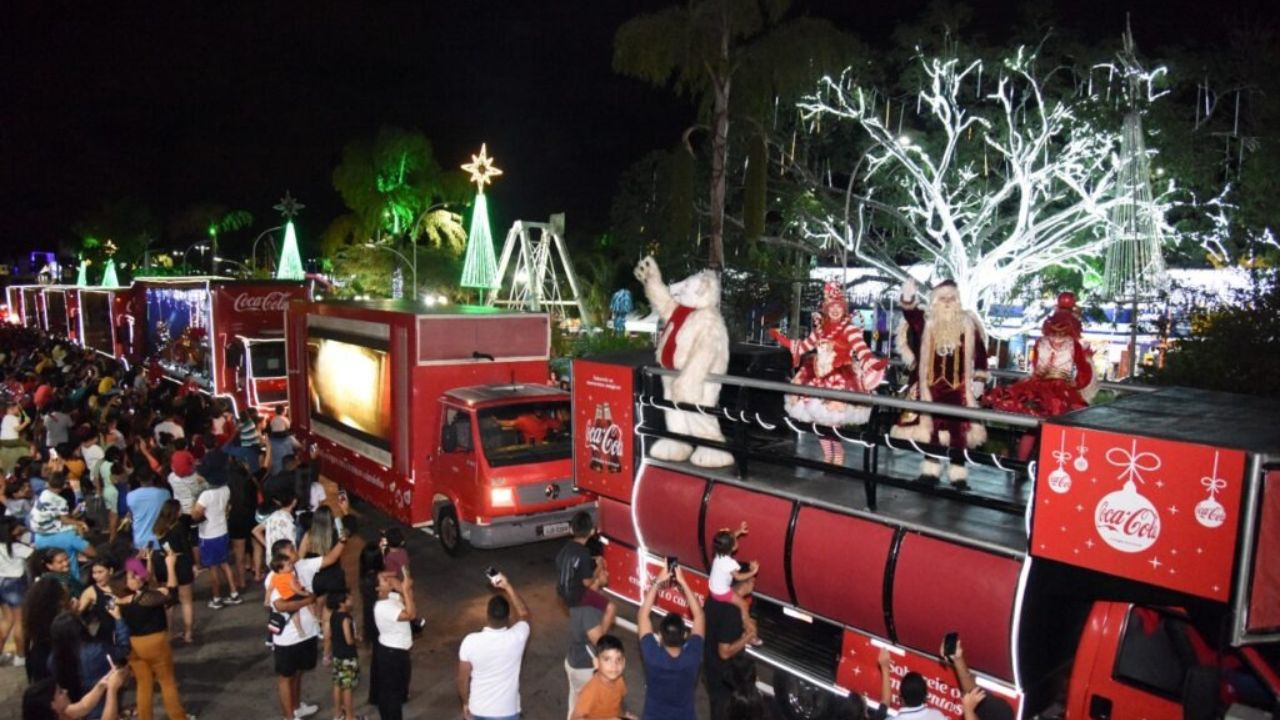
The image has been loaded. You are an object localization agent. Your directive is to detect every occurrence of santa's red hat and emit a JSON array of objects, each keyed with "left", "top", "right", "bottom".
[{"left": 1042, "top": 292, "right": 1083, "bottom": 338}]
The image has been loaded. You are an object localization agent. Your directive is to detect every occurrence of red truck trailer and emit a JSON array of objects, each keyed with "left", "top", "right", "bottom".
[
  {"left": 130, "top": 277, "right": 308, "bottom": 412},
  {"left": 76, "top": 286, "right": 138, "bottom": 364},
  {"left": 286, "top": 299, "right": 595, "bottom": 553},
  {"left": 38, "top": 286, "right": 79, "bottom": 341},
  {"left": 575, "top": 351, "right": 1279, "bottom": 720}
]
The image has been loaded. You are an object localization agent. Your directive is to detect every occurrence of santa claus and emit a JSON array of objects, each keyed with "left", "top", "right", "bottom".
[
  {"left": 984, "top": 292, "right": 1098, "bottom": 417},
  {"left": 890, "top": 279, "right": 990, "bottom": 489},
  {"left": 770, "top": 281, "right": 886, "bottom": 465}
]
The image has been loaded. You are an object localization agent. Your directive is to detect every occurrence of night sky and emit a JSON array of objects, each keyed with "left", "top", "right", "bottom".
[{"left": 1, "top": 0, "right": 1265, "bottom": 260}]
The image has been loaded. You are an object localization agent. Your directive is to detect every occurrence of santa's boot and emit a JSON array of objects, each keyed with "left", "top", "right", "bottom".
[
  {"left": 948, "top": 463, "right": 970, "bottom": 491},
  {"left": 819, "top": 438, "right": 836, "bottom": 463},
  {"left": 918, "top": 458, "right": 942, "bottom": 484}
]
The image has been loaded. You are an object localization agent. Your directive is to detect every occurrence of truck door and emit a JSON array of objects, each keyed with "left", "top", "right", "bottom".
[
  {"left": 1075, "top": 605, "right": 1276, "bottom": 720},
  {"left": 429, "top": 404, "right": 478, "bottom": 553}
]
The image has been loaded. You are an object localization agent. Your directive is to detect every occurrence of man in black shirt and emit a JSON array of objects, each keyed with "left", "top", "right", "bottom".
[
  {"left": 703, "top": 577, "right": 757, "bottom": 719},
  {"left": 554, "top": 511, "right": 597, "bottom": 607}
]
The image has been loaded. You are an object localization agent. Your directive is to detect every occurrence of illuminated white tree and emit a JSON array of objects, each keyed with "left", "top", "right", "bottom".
[{"left": 795, "top": 48, "right": 1166, "bottom": 312}]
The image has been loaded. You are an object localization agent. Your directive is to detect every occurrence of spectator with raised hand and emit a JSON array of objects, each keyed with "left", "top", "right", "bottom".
[
  {"left": 457, "top": 572, "right": 531, "bottom": 720},
  {"left": 636, "top": 564, "right": 703, "bottom": 720},
  {"left": 109, "top": 552, "right": 196, "bottom": 720},
  {"left": 943, "top": 637, "right": 1013, "bottom": 720},
  {"left": 369, "top": 566, "right": 418, "bottom": 720},
  {"left": 48, "top": 608, "right": 130, "bottom": 720},
  {"left": 22, "top": 666, "right": 132, "bottom": 720}
]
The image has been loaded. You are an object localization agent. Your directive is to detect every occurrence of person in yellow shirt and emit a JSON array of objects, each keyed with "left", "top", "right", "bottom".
[{"left": 570, "top": 634, "right": 636, "bottom": 720}]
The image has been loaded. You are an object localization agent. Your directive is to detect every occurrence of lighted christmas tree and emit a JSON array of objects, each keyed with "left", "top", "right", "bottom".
[
  {"left": 100, "top": 259, "right": 119, "bottom": 287},
  {"left": 274, "top": 192, "right": 307, "bottom": 280},
  {"left": 76, "top": 259, "right": 88, "bottom": 286},
  {"left": 459, "top": 144, "right": 503, "bottom": 292}
]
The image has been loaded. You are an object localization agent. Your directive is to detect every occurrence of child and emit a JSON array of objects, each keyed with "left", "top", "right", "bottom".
[
  {"left": 328, "top": 592, "right": 364, "bottom": 720},
  {"left": 708, "top": 521, "right": 761, "bottom": 645},
  {"left": 379, "top": 527, "right": 409, "bottom": 578},
  {"left": 570, "top": 634, "right": 636, "bottom": 720},
  {"left": 269, "top": 551, "right": 312, "bottom": 635}
]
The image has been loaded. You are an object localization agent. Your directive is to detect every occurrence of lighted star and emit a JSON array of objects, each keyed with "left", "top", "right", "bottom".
[
  {"left": 462, "top": 144, "right": 503, "bottom": 191},
  {"left": 274, "top": 191, "right": 306, "bottom": 220}
]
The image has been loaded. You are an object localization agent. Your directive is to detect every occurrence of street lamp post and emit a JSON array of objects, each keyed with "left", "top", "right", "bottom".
[
  {"left": 365, "top": 241, "right": 416, "bottom": 299},
  {"left": 183, "top": 242, "right": 210, "bottom": 272},
  {"left": 251, "top": 226, "right": 283, "bottom": 274},
  {"left": 214, "top": 256, "right": 251, "bottom": 276}
]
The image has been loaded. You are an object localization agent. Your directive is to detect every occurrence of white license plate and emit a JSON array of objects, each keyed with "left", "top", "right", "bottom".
[{"left": 538, "top": 521, "right": 572, "bottom": 538}]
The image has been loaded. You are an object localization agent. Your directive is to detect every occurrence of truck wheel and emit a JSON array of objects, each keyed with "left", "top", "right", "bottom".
[
  {"left": 775, "top": 670, "right": 835, "bottom": 720},
  {"left": 436, "top": 504, "right": 469, "bottom": 557}
]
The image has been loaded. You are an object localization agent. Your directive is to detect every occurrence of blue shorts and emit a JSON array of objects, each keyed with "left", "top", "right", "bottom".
[
  {"left": 0, "top": 576, "right": 27, "bottom": 606},
  {"left": 199, "top": 534, "right": 231, "bottom": 566}
]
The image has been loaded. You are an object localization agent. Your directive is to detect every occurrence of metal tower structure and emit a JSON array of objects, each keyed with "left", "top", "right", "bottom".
[{"left": 491, "top": 214, "right": 591, "bottom": 329}]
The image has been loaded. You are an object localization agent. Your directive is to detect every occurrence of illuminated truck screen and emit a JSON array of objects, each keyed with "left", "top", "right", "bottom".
[
  {"left": 80, "top": 291, "right": 114, "bottom": 355},
  {"left": 145, "top": 287, "right": 212, "bottom": 380},
  {"left": 306, "top": 333, "right": 392, "bottom": 457}
]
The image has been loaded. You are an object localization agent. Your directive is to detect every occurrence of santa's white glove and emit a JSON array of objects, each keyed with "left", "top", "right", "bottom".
[
  {"left": 970, "top": 380, "right": 985, "bottom": 400},
  {"left": 902, "top": 278, "right": 918, "bottom": 303}
]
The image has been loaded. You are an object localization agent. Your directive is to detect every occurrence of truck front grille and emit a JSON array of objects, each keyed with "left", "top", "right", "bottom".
[{"left": 516, "top": 478, "right": 579, "bottom": 505}]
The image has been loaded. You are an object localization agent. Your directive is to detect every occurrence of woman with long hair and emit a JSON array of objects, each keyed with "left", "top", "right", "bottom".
[
  {"left": 22, "top": 576, "right": 71, "bottom": 683},
  {"left": 30, "top": 547, "right": 84, "bottom": 598},
  {"left": 77, "top": 558, "right": 120, "bottom": 636},
  {"left": 223, "top": 451, "right": 258, "bottom": 591},
  {"left": 300, "top": 505, "right": 345, "bottom": 663},
  {"left": 357, "top": 543, "right": 384, "bottom": 648},
  {"left": 0, "top": 515, "right": 33, "bottom": 668},
  {"left": 49, "top": 609, "right": 129, "bottom": 720},
  {"left": 150, "top": 499, "right": 195, "bottom": 643},
  {"left": 110, "top": 553, "right": 194, "bottom": 720}
]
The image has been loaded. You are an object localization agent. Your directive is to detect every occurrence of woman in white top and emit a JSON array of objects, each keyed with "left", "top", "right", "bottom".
[
  {"left": 0, "top": 516, "right": 34, "bottom": 667},
  {"left": 369, "top": 568, "right": 417, "bottom": 720}
]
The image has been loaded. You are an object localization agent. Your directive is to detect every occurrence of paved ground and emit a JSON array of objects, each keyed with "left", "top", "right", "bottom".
[{"left": 0, "top": 494, "right": 731, "bottom": 720}]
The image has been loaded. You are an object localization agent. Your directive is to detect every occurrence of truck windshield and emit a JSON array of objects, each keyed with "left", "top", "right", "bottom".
[{"left": 476, "top": 401, "right": 572, "bottom": 467}]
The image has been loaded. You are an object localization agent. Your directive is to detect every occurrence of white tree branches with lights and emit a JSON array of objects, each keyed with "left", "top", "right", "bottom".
[{"left": 793, "top": 47, "right": 1171, "bottom": 313}]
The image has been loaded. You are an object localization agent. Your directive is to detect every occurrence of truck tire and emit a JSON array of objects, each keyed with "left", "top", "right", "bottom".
[
  {"left": 436, "top": 504, "right": 470, "bottom": 557},
  {"left": 775, "top": 670, "right": 836, "bottom": 720}
]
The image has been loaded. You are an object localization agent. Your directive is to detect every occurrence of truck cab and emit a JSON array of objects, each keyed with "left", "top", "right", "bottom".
[{"left": 430, "top": 384, "right": 582, "bottom": 554}]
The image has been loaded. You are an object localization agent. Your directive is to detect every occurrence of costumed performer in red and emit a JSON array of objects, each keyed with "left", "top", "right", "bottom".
[
  {"left": 770, "top": 281, "right": 887, "bottom": 465},
  {"left": 984, "top": 292, "right": 1097, "bottom": 417},
  {"left": 890, "top": 279, "right": 990, "bottom": 489}
]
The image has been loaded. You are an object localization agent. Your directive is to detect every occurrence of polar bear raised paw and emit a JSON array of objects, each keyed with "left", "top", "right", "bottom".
[{"left": 634, "top": 256, "right": 661, "bottom": 285}]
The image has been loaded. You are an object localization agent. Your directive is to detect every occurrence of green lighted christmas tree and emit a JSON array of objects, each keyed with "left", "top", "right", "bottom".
[
  {"left": 76, "top": 259, "right": 88, "bottom": 286},
  {"left": 460, "top": 144, "right": 502, "bottom": 291},
  {"left": 273, "top": 191, "right": 307, "bottom": 280},
  {"left": 100, "top": 259, "right": 119, "bottom": 287}
]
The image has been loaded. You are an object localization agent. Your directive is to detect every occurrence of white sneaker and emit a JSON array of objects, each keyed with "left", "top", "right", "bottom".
[
  {"left": 294, "top": 702, "right": 319, "bottom": 718},
  {"left": 12, "top": 655, "right": 25, "bottom": 667}
]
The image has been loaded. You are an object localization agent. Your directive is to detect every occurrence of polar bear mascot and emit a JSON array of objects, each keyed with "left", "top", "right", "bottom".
[{"left": 634, "top": 256, "right": 735, "bottom": 468}]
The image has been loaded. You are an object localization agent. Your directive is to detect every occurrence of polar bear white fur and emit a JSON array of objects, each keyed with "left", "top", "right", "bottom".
[{"left": 634, "top": 256, "right": 734, "bottom": 468}]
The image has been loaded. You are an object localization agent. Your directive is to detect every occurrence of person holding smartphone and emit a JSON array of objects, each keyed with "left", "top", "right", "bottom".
[
  {"left": 636, "top": 564, "right": 703, "bottom": 720},
  {"left": 369, "top": 565, "right": 417, "bottom": 720}
]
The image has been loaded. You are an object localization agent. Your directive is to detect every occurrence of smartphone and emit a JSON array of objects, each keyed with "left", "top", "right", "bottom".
[
  {"left": 334, "top": 515, "right": 345, "bottom": 537},
  {"left": 105, "top": 595, "right": 117, "bottom": 612},
  {"left": 943, "top": 632, "right": 959, "bottom": 659},
  {"left": 106, "top": 654, "right": 117, "bottom": 670},
  {"left": 666, "top": 556, "right": 678, "bottom": 575},
  {"left": 49, "top": 448, "right": 59, "bottom": 460},
  {"left": 484, "top": 566, "right": 500, "bottom": 586},
  {"left": 337, "top": 489, "right": 348, "bottom": 503}
]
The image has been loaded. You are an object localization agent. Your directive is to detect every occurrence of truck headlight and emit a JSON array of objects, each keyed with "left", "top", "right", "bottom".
[{"left": 489, "top": 487, "right": 516, "bottom": 508}]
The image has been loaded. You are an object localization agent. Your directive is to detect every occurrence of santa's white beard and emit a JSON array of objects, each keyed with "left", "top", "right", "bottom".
[{"left": 928, "top": 305, "right": 966, "bottom": 350}]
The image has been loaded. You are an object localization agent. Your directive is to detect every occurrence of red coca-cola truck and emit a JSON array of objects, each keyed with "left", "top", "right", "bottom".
[
  {"left": 6, "top": 284, "right": 44, "bottom": 329},
  {"left": 285, "top": 299, "right": 595, "bottom": 554},
  {"left": 575, "top": 351, "right": 1279, "bottom": 720},
  {"left": 130, "top": 277, "right": 308, "bottom": 413}
]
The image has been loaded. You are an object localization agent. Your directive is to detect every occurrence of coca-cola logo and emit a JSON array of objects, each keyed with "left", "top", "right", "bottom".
[
  {"left": 1095, "top": 495, "right": 1161, "bottom": 553},
  {"left": 232, "top": 291, "right": 291, "bottom": 313},
  {"left": 586, "top": 424, "right": 622, "bottom": 458}
]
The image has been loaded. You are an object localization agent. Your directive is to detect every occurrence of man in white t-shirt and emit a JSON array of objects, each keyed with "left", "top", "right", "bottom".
[
  {"left": 192, "top": 477, "right": 241, "bottom": 609},
  {"left": 1, "top": 403, "right": 28, "bottom": 441},
  {"left": 153, "top": 413, "right": 185, "bottom": 443},
  {"left": 266, "top": 535, "right": 348, "bottom": 720},
  {"left": 457, "top": 575, "right": 532, "bottom": 720}
]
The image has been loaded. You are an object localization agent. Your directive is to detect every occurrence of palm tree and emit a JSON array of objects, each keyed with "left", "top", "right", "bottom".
[{"left": 614, "top": 0, "right": 864, "bottom": 269}]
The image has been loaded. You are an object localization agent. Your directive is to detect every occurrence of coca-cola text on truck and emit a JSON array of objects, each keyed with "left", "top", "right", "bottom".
[
  {"left": 573, "top": 351, "right": 1280, "bottom": 720},
  {"left": 287, "top": 299, "right": 595, "bottom": 555}
]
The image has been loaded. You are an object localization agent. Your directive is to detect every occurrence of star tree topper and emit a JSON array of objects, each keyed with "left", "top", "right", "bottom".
[
  {"left": 273, "top": 191, "right": 306, "bottom": 220},
  {"left": 461, "top": 144, "right": 503, "bottom": 192}
]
